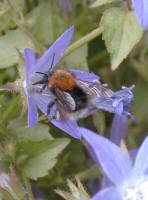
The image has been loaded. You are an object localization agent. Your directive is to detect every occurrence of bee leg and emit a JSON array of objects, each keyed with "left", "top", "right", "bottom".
[{"left": 47, "top": 101, "right": 55, "bottom": 116}]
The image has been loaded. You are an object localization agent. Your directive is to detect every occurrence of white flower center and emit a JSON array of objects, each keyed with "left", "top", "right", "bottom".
[{"left": 123, "top": 179, "right": 148, "bottom": 200}]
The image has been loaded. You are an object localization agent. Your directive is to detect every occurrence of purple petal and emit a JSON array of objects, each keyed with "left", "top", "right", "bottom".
[
  {"left": 92, "top": 97, "right": 124, "bottom": 114},
  {"left": 92, "top": 187, "right": 122, "bottom": 200},
  {"left": 32, "top": 92, "right": 55, "bottom": 116},
  {"left": 101, "top": 175, "right": 112, "bottom": 189},
  {"left": 132, "top": 0, "right": 148, "bottom": 29},
  {"left": 82, "top": 128, "right": 132, "bottom": 185},
  {"left": 35, "top": 26, "right": 74, "bottom": 74},
  {"left": 70, "top": 69, "right": 100, "bottom": 82},
  {"left": 27, "top": 96, "right": 38, "bottom": 128},
  {"left": 92, "top": 86, "right": 134, "bottom": 117},
  {"left": 51, "top": 118, "right": 81, "bottom": 139},
  {"left": 110, "top": 114, "right": 128, "bottom": 145},
  {"left": 24, "top": 48, "right": 36, "bottom": 81},
  {"left": 129, "top": 149, "right": 138, "bottom": 163},
  {"left": 133, "top": 136, "right": 148, "bottom": 178}
]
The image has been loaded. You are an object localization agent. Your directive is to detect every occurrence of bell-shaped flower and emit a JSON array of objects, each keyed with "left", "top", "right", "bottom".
[{"left": 82, "top": 128, "right": 148, "bottom": 200}]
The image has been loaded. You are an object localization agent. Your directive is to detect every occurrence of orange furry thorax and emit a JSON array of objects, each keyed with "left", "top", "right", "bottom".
[{"left": 48, "top": 69, "right": 76, "bottom": 91}]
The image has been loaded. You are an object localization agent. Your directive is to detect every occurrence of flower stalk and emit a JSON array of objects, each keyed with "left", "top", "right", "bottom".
[{"left": 64, "top": 27, "right": 103, "bottom": 56}]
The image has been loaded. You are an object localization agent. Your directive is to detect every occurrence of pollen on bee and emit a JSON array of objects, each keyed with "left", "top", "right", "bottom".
[{"left": 48, "top": 69, "right": 76, "bottom": 91}]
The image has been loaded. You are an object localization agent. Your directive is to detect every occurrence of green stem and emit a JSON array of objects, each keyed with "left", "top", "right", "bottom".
[
  {"left": 64, "top": 26, "right": 103, "bottom": 56},
  {"left": 23, "top": 178, "right": 35, "bottom": 200}
]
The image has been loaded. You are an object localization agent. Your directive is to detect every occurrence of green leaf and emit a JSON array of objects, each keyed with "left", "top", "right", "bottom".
[
  {"left": 90, "top": 0, "right": 120, "bottom": 8},
  {"left": 16, "top": 138, "right": 70, "bottom": 180},
  {"left": 0, "top": 29, "right": 34, "bottom": 68},
  {"left": 27, "top": 1, "right": 66, "bottom": 46},
  {"left": 61, "top": 44, "right": 88, "bottom": 71},
  {"left": 0, "top": 11, "right": 15, "bottom": 32},
  {"left": 8, "top": 122, "right": 53, "bottom": 141},
  {"left": 100, "top": 8, "right": 143, "bottom": 70}
]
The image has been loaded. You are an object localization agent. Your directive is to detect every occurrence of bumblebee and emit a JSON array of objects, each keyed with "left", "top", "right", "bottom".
[{"left": 32, "top": 55, "right": 113, "bottom": 118}]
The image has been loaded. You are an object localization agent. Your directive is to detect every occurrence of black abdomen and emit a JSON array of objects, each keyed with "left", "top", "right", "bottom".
[{"left": 68, "top": 86, "right": 88, "bottom": 111}]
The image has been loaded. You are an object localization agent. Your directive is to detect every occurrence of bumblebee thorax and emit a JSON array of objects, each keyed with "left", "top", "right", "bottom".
[{"left": 48, "top": 69, "right": 76, "bottom": 91}]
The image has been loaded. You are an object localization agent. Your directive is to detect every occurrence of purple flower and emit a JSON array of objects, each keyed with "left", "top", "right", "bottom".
[
  {"left": 23, "top": 26, "right": 99, "bottom": 139},
  {"left": 59, "top": 0, "right": 72, "bottom": 15},
  {"left": 23, "top": 26, "right": 134, "bottom": 139},
  {"left": 23, "top": 26, "right": 80, "bottom": 138},
  {"left": 91, "top": 85, "right": 135, "bottom": 118},
  {"left": 132, "top": 0, "right": 148, "bottom": 29},
  {"left": 82, "top": 128, "right": 148, "bottom": 200},
  {"left": 110, "top": 114, "right": 128, "bottom": 145}
]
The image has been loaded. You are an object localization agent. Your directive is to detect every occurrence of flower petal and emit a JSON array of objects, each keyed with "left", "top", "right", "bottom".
[
  {"left": 27, "top": 96, "right": 38, "bottom": 128},
  {"left": 133, "top": 136, "right": 148, "bottom": 177},
  {"left": 51, "top": 118, "right": 81, "bottom": 139},
  {"left": 91, "top": 187, "right": 122, "bottom": 200},
  {"left": 129, "top": 149, "right": 138, "bottom": 163},
  {"left": 132, "top": 0, "right": 148, "bottom": 29},
  {"left": 24, "top": 48, "right": 36, "bottom": 81},
  {"left": 35, "top": 26, "right": 74, "bottom": 74},
  {"left": 110, "top": 114, "right": 128, "bottom": 145},
  {"left": 92, "top": 86, "right": 134, "bottom": 117},
  {"left": 70, "top": 69, "right": 100, "bottom": 82},
  {"left": 32, "top": 91, "right": 55, "bottom": 116},
  {"left": 82, "top": 128, "right": 132, "bottom": 185}
]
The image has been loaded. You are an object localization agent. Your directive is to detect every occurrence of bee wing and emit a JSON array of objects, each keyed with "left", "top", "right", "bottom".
[
  {"left": 76, "top": 80, "right": 113, "bottom": 97},
  {"left": 55, "top": 88, "right": 76, "bottom": 112}
]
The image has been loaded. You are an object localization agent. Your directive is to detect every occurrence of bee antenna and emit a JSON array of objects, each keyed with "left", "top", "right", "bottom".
[
  {"left": 35, "top": 72, "right": 48, "bottom": 77},
  {"left": 49, "top": 53, "right": 55, "bottom": 71}
]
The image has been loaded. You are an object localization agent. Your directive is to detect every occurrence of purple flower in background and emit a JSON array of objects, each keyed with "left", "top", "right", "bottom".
[
  {"left": 23, "top": 25, "right": 134, "bottom": 139},
  {"left": 82, "top": 128, "right": 148, "bottom": 200},
  {"left": 59, "top": 0, "right": 72, "bottom": 15},
  {"left": 132, "top": 0, "right": 148, "bottom": 29}
]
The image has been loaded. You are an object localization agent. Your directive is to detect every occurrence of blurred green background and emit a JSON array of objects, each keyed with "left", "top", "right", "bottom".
[{"left": 0, "top": 0, "right": 148, "bottom": 199}]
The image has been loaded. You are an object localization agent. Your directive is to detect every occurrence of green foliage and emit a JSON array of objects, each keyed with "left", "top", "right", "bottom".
[
  {"left": 90, "top": 0, "right": 120, "bottom": 8},
  {"left": 27, "top": 1, "right": 66, "bottom": 45},
  {"left": 8, "top": 123, "right": 53, "bottom": 141},
  {"left": 100, "top": 7, "right": 143, "bottom": 70},
  {"left": 56, "top": 179, "right": 90, "bottom": 200},
  {"left": 0, "top": 0, "right": 147, "bottom": 199},
  {"left": 16, "top": 138, "right": 70, "bottom": 180},
  {"left": 0, "top": 29, "right": 34, "bottom": 68},
  {"left": 62, "top": 44, "right": 88, "bottom": 70}
]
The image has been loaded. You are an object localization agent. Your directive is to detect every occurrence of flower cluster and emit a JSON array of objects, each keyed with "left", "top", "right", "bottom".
[
  {"left": 23, "top": 27, "right": 148, "bottom": 199},
  {"left": 23, "top": 26, "right": 134, "bottom": 139}
]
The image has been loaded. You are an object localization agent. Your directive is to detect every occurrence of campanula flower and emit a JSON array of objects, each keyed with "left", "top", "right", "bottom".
[
  {"left": 132, "top": 0, "right": 148, "bottom": 29},
  {"left": 24, "top": 26, "right": 81, "bottom": 138},
  {"left": 91, "top": 85, "right": 135, "bottom": 119},
  {"left": 23, "top": 26, "right": 134, "bottom": 139},
  {"left": 59, "top": 0, "right": 72, "bottom": 15},
  {"left": 23, "top": 26, "right": 99, "bottom": 138},
  {"left": 82, "top": 128, "right": 148, "bottom": 200},
  {"left": 110, "top": 114, "right": 128, "bottom": 145}
]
